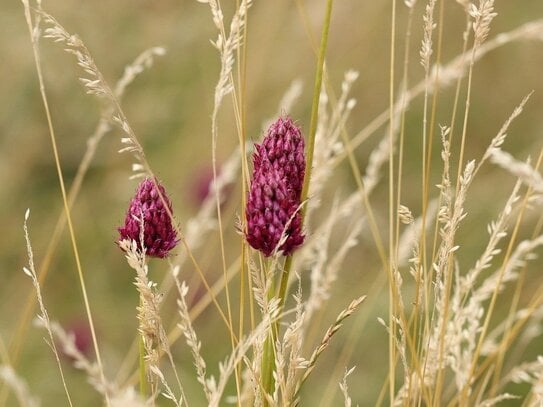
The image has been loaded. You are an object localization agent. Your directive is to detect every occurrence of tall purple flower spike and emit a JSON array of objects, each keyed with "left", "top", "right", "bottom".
[
  {"left": 246, "top": 116, "right": 306, "bottom": 257},
  {"left": 118, "top": 178, "right": 178, "bottom": 258}
]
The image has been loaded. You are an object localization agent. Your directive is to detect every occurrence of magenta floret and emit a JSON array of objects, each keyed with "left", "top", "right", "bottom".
[
  {"left": 118, "top": 178, "right": 178, "bottom": 258},
  {"left": 246, "top": 117, "right": 305, "bottom": 256}
]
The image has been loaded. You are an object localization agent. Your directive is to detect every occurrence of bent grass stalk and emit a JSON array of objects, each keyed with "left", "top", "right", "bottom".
[
  {"left": 22, "top": 5, "right": 238, "bottom": 404},
  {"left": 490, "top": 151, "right": 543, "bottom": 395},
  {"left": 7, "top": 47, "right": 165, "bottom": 379},
  {"left": 22, "top": 210, "right": 73, "bottom": 406},
  {"left": 464, "top": 151, "right": 543, "bottom": 403},
  {"left": 19, "top": 3, "right": 109, "bottom": 406},
  {"left": 446, "top": 4, "right": 498, "bottom": 403},
  {"left": 53, "top": 2, "right": 241, "bottom": 379},
  {"left": 202, "top": 1, "right": 253, "bottom": 401}
]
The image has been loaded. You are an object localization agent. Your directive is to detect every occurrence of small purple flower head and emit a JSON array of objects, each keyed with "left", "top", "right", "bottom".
[
  {"left": 118, "top": 178, "right": 178, "bottom": 258},
  {"left": 189, "top": 164, "right": 233, "bottom": 208},
  {"left": 246, "top": 116, "right": 305, "bottom": 257},
  {"left": 58, "top": 319, "right": 93, "bottom": 362},
  {"left": 191, "top": 166, "right": 214, "bottom": 205},
  {"left": 65, "top": 320, "right": 92, "bottom": 357}
]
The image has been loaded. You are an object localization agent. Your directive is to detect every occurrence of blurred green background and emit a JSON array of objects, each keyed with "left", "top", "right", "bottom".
[{"left": 2, "top": 0, "right": 543, "bottom": 405}]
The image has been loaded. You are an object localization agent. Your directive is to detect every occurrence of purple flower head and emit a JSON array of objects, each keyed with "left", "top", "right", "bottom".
[
  {"left": 118, "top": 178, "right": 178, "bottom": 258},
  {"left": 189, "top": 164, "right": 233, "bottom": 208},
  {"left": 58, "top": 319, "right": 93, "bottom": 362},
  {"left": 246, "top": 116, "right": 305, "bottom": 257},
  {"left": 65, "top": 320, "right": 92, "bottom": 357},
  {"left": 192, "top": 166, "right": 214, "bottom": 205}
]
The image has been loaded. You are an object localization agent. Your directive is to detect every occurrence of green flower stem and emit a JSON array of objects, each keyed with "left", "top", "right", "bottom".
[
  {"left": 277, "top": 0, "right": 333, "bottom": 317},
  {"left": 277, "top": 255, "right": 294, "bottom": 311},
  {"left": 261, "top": 334, "right": 275, "bottom": 403},
  {"left": 261, "top": 0, "right": 334, "bottom": 403},
  {"left": 261, "top": 271, "right": 277, "bottom": 405}
]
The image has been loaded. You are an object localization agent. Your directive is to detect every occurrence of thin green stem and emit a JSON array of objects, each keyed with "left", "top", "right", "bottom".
[
  {"left": 277, "top": 255, "right": 294, "bottom": 310},
  {"left": 276, "top": 0, "right": 333, "bottom": 313},
  {"left": 388, "top": 0, "right": 397, "bottom": 403},
  {"left": 264, "top": 0, "right": 333, "bottom": 402},
  {"left": 260, "top": 335, "right": 274, "bottom": 404},
  {"left": 261, "top": 266, "right": 277, "bottom": 405},
  {"left": 300, "top": 0, "right": 333, "bottom": 209}
]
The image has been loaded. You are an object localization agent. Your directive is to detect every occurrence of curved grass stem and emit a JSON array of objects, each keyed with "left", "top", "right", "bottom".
[{"left": 19, "top": 3, "right": 109, "bottom": 406}]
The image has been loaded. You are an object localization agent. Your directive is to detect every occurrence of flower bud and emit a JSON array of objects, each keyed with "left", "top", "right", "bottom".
[
  {"left": 246, "top": 117, "right": 305, "bottom": 256},
  {"left": 118, "top": 178, "right": 178, "bottom": 258}
]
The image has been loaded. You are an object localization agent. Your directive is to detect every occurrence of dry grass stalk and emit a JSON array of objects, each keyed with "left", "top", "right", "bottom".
[
  {"left": 303, "top": 204, "right": 363, "bottom": 328},
  {"left": 491, "top": 150, "right": 543, "bottom": 193},
  {"left": 22, "top": 209, "right": 73, "bottom": 406},
  {"left": 294, "top": 296, "right": 366, "bottom": 399},
  {"left": 119, "top": 237, "right": 185, "bottom": 405},
  {"left": 38, "top": 8, "right": 150, "bottom": 180},
  {"left": 306, "top": 70, "right": 358, "bottom": 220},
  {"left": 478, "top": 393, "right": 519, "bottom": 406},
  {"left": 43, "top": 321, "right": 146, "bottom": 407},
  {"left": 199, "top": 4, "right": 254, "bottom": 398},
  {"left": 507, "top": 356, "right": 543, "bottom": 404},
  {"left": 207, "top": 307, "right": 279, "bottom": 407},
  {"left": 174, "top": 275, "right": 211, "bottom": 402},
  {"left": 470, "top": 0, "right": 497, "bottom": 45},
  {"left": 19, "top": 2, "right": 112, "bottom": 404},
  {"left": 420, "top": 0, "right": 437, "bottom": 70},
  {"left": 0, "top": 366, "right": 39, "bottom": 407},
  {"left": 346, "top": 19, "right": 543, "bottom": 161},
  {"left": 273, "top": 277, "right": 306, "bottom": 405},
  {"left": 482, "top": 305, "right": 543, "bottom": 357},
  {"left": 7, "top": 43, "right": 166, "bottom": 373},
  {"left": 393, "top": 112, "right": 529, "bottom": 402},
  {"left": 338, "top": 366, "right": 356, "bottom": 407}
]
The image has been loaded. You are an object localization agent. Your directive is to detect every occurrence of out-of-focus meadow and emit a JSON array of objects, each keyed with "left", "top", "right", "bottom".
[{"left": 2, "top": 1, "right": 543, "bottom": 405}]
